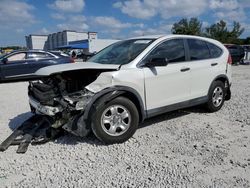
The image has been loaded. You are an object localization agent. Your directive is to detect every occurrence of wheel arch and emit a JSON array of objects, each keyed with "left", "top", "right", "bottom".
[
  {"left": 84, "top": 86, "right": 146, "bottom": 124},
  {"left": 214, "top": 75, "right": 229, "bottom": 84},
  {"left": 208, "top": 74, "right": 231, "bottom": 100}
]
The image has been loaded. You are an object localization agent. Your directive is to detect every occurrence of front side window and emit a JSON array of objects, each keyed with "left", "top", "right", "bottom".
[
  {"left": 187, "top": 39, "right": 210, "bottom": 60},
  {"left": 88, "top": 39, "right": 155, "bottom": 65},
  {"left": 145, "top": 39, "right": 186, "bottom": 63}
]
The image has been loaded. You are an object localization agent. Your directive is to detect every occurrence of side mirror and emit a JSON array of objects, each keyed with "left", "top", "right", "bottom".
[
  {"left": 145, "top": 58, "right": 169, "bottom": 67},
  {"left": 1, "top": 58, "right": 8, "bottom": 64}
]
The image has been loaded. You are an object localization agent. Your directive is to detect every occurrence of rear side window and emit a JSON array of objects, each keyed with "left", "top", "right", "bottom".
[
  {"left": 28, "top": 52, "right": 54, "bottom": 59},
  {"left": 187, "top": 39, "right": 210, "bottom": 60},
  {"left": 147, "top": 39, "right": 185, "bottom": 63},
  {"left": 207, "top": 42, "right": 222, "bottom": 58}
]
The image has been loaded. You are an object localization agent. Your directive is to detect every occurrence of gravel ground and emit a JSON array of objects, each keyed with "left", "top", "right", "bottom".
[{"left": 0, "top": 65, "right": 250, "bottom": 188}]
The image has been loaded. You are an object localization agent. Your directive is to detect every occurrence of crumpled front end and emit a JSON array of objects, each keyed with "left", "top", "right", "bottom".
[{"left": 28, "top": 69, "right": 112, "bottom": 137}]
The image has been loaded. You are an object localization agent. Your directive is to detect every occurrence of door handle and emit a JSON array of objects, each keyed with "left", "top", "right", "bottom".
[
  {"left": 211, "top": 63, "right": 218, "bottom": 66},
  {"left": 180, "top": 67, "right": 190, "bottom": 72}
]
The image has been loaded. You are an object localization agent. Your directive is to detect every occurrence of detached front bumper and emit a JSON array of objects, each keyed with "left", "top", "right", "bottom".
[
  {"left": 28, "top": 86, "right": 95, "bottom": 137},
  {"left": 29, "top": 89, "right": 94, "bottom": 116},
  {"left": 29, "top": 97, "right": 63, "bottom": 116}
]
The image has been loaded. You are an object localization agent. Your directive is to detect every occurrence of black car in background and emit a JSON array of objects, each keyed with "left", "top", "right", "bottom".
[
  {"left": 0, "top": 50, "right": 74, "bottom": 82},
  {"left": 224, "top": 44, "right": 245, "bottom": 64},
  {"left": 76, "top": 51, "right": 95, "bottom": 61}
]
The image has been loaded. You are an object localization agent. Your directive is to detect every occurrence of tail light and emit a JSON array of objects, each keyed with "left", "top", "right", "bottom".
[
  {"left": 227, "top": 55, "right": 232, "bottom": 65},
  {"left": 70, "top": 57, "right": 75, "bottom": 63}
]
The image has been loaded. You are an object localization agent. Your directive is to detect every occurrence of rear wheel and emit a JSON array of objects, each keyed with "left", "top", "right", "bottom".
[
  {"left": 206, "top": 81, "right": 225, "bottom": 112},
  {"left": 91, "top": 97, "right": 139, "bottom": 144}
]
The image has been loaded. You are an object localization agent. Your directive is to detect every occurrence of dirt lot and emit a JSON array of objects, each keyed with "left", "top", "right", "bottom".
[{"left": 0, "top": 65, "right": 250, "bottom": 188}]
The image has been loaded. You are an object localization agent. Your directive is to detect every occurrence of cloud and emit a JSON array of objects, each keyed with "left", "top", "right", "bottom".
[
  {"left": 210, "top": 0, "right": 239, "bottom": 10},
  {"left": 214, "top": 8, "right": 246, "bottom": 22},
  {"left": 113, "top": 0, "right": 208, "bottom": 19},
  {"left": 0, "top": 0, "right": 35, "bottom": 29},
  {"left": 87, "top": 16, "right": 145, "bottom": 38},
  {"left": 37, "top": 28, "right": 50, "bottom": 35},
  {"left": 49, "top": 0, "right": 87, "bottom": 32},
  {"left": 239, "top": 0, "right": 250, "bottom": 7},
  {"left": 113, "top": 0, "right": 249, "bottom": 38},
  {"left": 51, "top": 13, "right": 65, "bottom": 20},
  {"left": 16, "top": 29, "right": 24, "bottom": 33},
  {"left": 92, "top": 16, "right": 134, "bottom": 29},
  {"left": 209, "top": 0, "right": 246, "bottom": 22},
  {"left": 49, "top": 0, "right": 85, "bottom": 13},
  {"left": 56, "top": 15, "right": 89, "bottom": 31},
  {"left": 90, "top": 16, "right": 145, "bottom": 35},
  {"left": 159, "top": 0, "right": 207, "bottom": 19},
  {"left": 202, "top": 21, "right": 210, "bottom": 28},
  {"left": 241, "top": 23, "right": 250, "bottom": 37},
  {"left": 113, "top": 0, "right": 156, "bottom": 19},
  {"left": 131, "top": 23, "right": 173, "bottom": 36}
]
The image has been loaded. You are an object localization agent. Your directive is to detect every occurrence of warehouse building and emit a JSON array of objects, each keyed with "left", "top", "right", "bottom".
[
  {"left": 26, "top": 30, "right": 97, "bottom": 50},
  {"left": 25, "top": 35, "right": 48, "bottom": 50},
  {"left": 60, "top": 39, "right": 119, "bottom": 53},
  {"left": 25, "top": 30, "right": 119, "bottom": 53}
]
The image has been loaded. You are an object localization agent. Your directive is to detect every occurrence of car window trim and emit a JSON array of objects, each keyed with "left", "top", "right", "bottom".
[
  {"left": 5, "top": 52, "right": 26, "bottom": 59},
  {"left": 46, "top": 52, "right": 58, "bottom": 58},
  {"left": 5, "top": 52, "right": 27, "bottom": 62},
  {"left": 137, "top": 37, "right": 225, "bottom": 68},
  {"left": 88, "top": 38, "right": 156, "bottom": 65},
  {"left": 206, "top": 42, "right": 223, "bottom": 59},
  {"left": 27, "top": 52, "right": 55, "bottom": 59},
  {"left": 206, "top": 42, "right": 212, "bottom": 58},
  {"left": 185, "top": 38, "right": 224, "bottom": 62},
  {"left": 186, "top": 38, "right": 211, "bottom": 61},
  {"left": 137, "top": 38, "right": 188, "bottom": 68}
]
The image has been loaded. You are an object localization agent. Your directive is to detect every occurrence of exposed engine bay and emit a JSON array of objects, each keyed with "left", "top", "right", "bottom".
[
  {"left": 28, "top": 69, "right": 109, "bottom": 136},
  {"left": 0, "top": 66, "right": 119, "bottom": 153}
]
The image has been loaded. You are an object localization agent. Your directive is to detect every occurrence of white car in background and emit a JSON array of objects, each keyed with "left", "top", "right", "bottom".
[{"left": 28, "top": 35, "right": 232, "bottom": 144}]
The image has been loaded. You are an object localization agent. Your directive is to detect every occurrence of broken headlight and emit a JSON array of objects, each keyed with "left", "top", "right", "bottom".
[{"left": 63, "top": 89, "right": 94, "bottom": 111}]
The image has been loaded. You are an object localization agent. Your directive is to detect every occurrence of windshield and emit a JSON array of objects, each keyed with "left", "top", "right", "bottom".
[{"left": 88, "top": 39, "right": 155, "bottom": 65}]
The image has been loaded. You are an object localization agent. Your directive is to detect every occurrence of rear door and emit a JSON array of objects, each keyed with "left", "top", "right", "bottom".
[
  {"left": 27, "top": 52, "right": 56, "bottom": 73},
  {"left": 186, "top": 39, "right": 219, "bottom": 99},
  {"left": 143, "top": 39, "right": 191, "bottom": 112}
]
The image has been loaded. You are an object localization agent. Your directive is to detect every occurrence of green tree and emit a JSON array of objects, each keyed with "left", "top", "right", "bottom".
[
  {"left": 171, "top": 18, "right": 203, "bottom": 36},
  {"left": 205, "top": 20, "right": 244, "bottom": 44}
]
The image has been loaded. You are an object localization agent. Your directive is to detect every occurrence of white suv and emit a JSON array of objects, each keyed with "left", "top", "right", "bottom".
[{"left": 28, "top": 35, "right": 232, "bottom": 144}]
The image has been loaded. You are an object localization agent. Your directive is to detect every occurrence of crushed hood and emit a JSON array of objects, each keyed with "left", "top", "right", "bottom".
[{"left": 35, "top": 62, "right": 120, "bottom": 76}]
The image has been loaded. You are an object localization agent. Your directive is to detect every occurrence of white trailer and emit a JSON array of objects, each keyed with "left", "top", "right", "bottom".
[{"left": 88, "top": 39, "right": 120, "bottom": 53}]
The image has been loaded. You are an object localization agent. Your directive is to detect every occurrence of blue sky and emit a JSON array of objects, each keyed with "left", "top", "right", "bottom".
[{"left": 0, "top": 0, "right": 250, "bottom": 46}]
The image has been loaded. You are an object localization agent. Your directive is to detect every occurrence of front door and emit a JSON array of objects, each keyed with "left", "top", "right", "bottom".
[
  {"left": 143, "top": 39, "right": 191, "bottom": 113},
  {"left": 1, "top": 52, "right": 31, "bottom": 80}
]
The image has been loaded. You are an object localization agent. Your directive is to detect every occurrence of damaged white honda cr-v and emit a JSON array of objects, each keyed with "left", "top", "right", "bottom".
[{"left": 28, "top": 35, "right": 232, "bottom": 144}]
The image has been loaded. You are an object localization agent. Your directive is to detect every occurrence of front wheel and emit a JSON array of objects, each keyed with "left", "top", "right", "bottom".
[
  {"left": 91, "top": 97, "right": 139, "bottom": 144},
  {"left": 206, "top": 81, "right": 225, "bottom": 112}
]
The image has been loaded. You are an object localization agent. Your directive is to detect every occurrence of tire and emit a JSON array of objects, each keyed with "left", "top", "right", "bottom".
[
  {"left": 91, "top": 96, "right": 139, "bottom": 144},
  {"left": 206, "top": 81, "right": 225, "bottom": 112}
]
